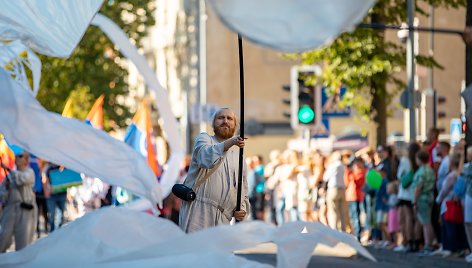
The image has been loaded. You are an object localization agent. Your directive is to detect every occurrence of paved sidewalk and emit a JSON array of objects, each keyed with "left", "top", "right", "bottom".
[{"left": 237, "top": 243, "right": 472, "bottom": 267}]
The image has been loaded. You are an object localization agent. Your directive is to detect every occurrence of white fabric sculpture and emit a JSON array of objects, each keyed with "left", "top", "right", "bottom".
[
  {"left": 0, "top": 1, "right": 185, "bottom": 203},
  {"left": 0, "top": 41, "right": 41, "bottom": 96},
  {"left": 0, "top": 0, "right": 103, "bottom": 57},
  {"left": 0, "top": 207, "right": 375, "bottom": 268},
  {"left": 0, "top": 69, "right": 161, "bottom": 206},
  {"left": 207, "top": 0, "right": 376, "bottom": 52}
]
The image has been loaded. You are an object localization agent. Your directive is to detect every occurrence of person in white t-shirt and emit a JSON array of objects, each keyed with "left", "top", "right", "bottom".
[
  {"left": 324, "top": 151, "right": 347, "bottom": 232},
  {"left": 394, "top": 143, "right": 421, "bottom": 252},
  {"left": 436, "top": 142, "right": 451, "bottom": 192}
]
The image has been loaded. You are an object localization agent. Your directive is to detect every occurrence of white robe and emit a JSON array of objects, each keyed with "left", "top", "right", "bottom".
[{"left": 179, "top": 133, "right": 249, "bottom": 233}]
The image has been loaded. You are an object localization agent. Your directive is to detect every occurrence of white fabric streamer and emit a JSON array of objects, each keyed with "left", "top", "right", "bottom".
[
  {"left": 274, "top": 222, "right": 376, "bottom": 268},
  {"left": 0, "top": 207, "right": 375, "bottom": 267},
  {"left": 0, "top": 0, "right": 104, "bottom": 57},
  {"left": 0, "top": 41, "right": 41, "bottom": 96},
  {"left": 91, "top": 14, "right": 185, "bottom": 198},
  {"left": 207, "top": 0, "right": 376, "bottom": 52},
  {"left": 0, "top": 70, "right": 161, "bottom": 207}
]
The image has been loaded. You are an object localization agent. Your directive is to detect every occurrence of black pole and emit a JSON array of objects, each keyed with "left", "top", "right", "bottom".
[
  {"left": 236, "top": 34, "right": 244, "bottom": 212},
  {"left": 358, "top": 23, "right": 463, "bottom": 36},
  {"left": 466, "top": 0, "right": 472, "bottom": 147}
]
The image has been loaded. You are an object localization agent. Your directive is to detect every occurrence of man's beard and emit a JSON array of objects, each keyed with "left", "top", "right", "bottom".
[{"left": 214, "top": 124, "right": 236, "bottom": 139}]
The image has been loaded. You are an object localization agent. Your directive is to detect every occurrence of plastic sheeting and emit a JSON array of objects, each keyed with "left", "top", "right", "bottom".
[
  {"left": 207, "top": 0, "right": 376, "bottom": 52},
  {"left": 91, "top": 14, "right": 184, "bottom": 198},
  {"left": 0, "top": 69, "right": 161, "bottom": 207},
  {"left": 0, "top": 207, "right": 375, "bottom": 268},
  {"left": 0, "top": 0, "right": 103, "bottom": 58}
]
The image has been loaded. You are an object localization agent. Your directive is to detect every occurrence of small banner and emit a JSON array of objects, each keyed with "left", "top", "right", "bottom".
[{"left": 49, "top": 169, "right": 82, "bottom": 194}]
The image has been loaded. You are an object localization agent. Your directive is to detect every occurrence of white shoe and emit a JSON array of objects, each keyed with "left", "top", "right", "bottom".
[
  {"left": 465, "top": 253, "right": 472, "bottom": 263},
  {"left": 429, "top": 247, "right": 444, "bottom": 256},
  {"left": 393, "top": 245, "right": 406, "bottom": 252},
  {"left": 440, "top": 250, "right": 451, "bottom": 258},
  {"left": 379, "top": 241, "right": 390, "bottom": 249}
]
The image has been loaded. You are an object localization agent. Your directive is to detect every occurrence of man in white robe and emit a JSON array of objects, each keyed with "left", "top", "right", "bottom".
[{"left": 179, "top": 108, "right": 248, "bottom": 233}]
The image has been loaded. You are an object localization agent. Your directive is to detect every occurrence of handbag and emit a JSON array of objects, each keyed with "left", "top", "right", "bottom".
[
  {"left": 172, "top": 157, "right": 224, "bottom": 202},
  {"left": 444, "top": 200, "right": 464, "bottom": 223},
  {"left": 400, "top": 170, "right": 414, "bottom": 189}
]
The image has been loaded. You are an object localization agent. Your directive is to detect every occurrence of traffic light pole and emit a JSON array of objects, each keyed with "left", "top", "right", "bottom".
[{"left": 315, "top": 85, "right": 322, "bottom": 127}]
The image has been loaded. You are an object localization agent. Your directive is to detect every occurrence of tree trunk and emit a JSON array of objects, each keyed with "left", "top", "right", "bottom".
[
  {"left": 371, "top": 8, "right": 388, "bottom": 147},
  {"left": 466, "top": 0, "right": 472, "bottom": 146},
  {"left": 372, "top": 85, "right": 388, "bottom": 146}
]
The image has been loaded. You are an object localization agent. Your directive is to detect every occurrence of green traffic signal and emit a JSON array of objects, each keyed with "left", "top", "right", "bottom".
[{"left": 298, "top": 105, "right": 315, "bottom": 124}]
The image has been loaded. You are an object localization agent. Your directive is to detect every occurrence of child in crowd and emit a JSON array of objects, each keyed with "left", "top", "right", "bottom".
[{"left": 375, "top": 167, "right": 390, "bottom": 247}]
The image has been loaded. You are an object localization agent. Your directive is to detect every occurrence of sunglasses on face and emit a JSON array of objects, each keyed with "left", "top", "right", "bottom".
[{"left": 16, "top": 154, "right": 25, "bottom": 158}]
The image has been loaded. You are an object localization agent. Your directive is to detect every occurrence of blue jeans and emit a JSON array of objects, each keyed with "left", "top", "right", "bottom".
[
  {"left": 349, "top": 201, "right": 364, "bottom": 240},
  {"left": 275, "top": 198, "right": 285, "bottom": 225},
  {"left": 46, "top": 192, "right": 67, "bottom": 232}
]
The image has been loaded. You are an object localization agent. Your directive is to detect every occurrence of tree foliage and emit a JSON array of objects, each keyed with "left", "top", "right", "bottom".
[
  {"left": 288, "top": 0, "right": 465, "bottom": 145},
  {"left": 36, "top": 0, "right": 156, "bottom": 130}
]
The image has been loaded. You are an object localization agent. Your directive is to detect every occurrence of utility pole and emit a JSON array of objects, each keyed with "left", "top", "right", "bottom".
[
  {"left": 198, "top": 0, "right": 207, "bottom": 133},
  {"left": 407, "top": 0, "right": 416, "bottom": 142},
  {"left": 428, "top": 5, "right": 437, "bottom": 129},
  {"left": 466, "top": 0, "right": 472, "bottom": 146}
]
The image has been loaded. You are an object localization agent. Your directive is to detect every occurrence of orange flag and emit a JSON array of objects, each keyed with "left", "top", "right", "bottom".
[
  {"left": 0, "top": 134, "right": 15, "bottom": 183},
  {"left": 85, "top": 94, "right": 104, "bottom": 130}
]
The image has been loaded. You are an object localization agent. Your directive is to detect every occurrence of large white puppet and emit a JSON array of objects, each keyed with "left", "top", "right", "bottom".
[
  {"left": 207, "top": 0, "right": 376, "bottom": 52},
  {"left": 0, "top": 0, "right": 185, "bottom": 205}
]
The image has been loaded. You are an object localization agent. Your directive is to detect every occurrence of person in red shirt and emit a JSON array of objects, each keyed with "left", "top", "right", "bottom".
[
  {"left": 426, "top": 128, "right": 440, "bottom": 168},
  {"left": 345, "top": 157, "right": 367, "bottom": 241}
]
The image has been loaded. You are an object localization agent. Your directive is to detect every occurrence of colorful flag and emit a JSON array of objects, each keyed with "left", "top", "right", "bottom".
[
  {"left": 29, "top": 154, "right": 42, "bottom": 193},
  {"left": 124, "top": 99, "right": 161, "bottom": 178},
  {"left": 62, "top": 96, "right": 74, "bottom": 118},
  {"left": 0, "top": 134, "right": 15, "bottom": 183},
  {"left": 85, "top": 94, "right": 104, "bottom": 129}
]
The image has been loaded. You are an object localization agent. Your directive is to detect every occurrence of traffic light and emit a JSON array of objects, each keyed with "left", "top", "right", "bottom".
[
  {"left": 289, "top": 65, "right": 321, "bottom": 129},
  {"left": 296, "top": 78, "right": 315, "bottom": 125}
]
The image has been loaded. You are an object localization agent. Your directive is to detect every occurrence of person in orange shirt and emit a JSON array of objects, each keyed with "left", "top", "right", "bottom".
[{"left": 345, "top": 157, "right": 367, "bottom": 241}]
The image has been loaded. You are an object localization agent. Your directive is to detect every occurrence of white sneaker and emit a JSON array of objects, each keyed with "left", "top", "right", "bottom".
[
  {"left": 465, "top": 253, "right": 472, "bottom": 263},
  {"left": 379, "top": 241, "right": 390, "bottom": 249},
  {"left": 429, "top": 247, "right": 444, "bottom": 256},
  {"left": 393, "top": 245, "right": 406, "bottom": 252},
  {"left": 440, "top": 250, "right": 451, "bottom": 258}
]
